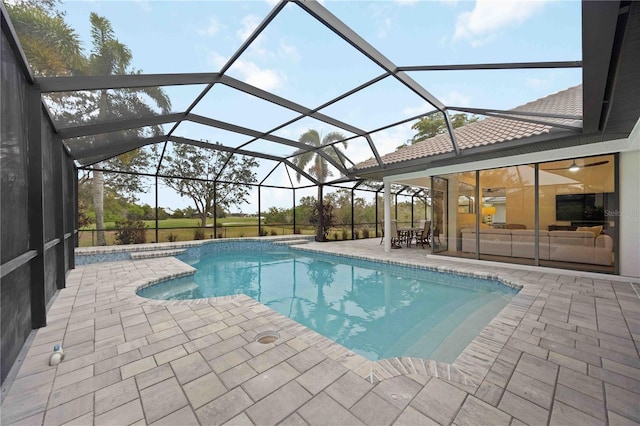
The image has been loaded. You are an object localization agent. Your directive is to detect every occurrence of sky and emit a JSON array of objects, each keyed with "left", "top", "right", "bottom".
[{"left": 58, "top": 0, "right": 583, "bottom": 213}]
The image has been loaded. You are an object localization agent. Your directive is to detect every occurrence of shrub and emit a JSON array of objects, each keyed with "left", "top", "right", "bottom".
[
  {"left": 217, "top": 232, "right": 224, "bottom": 239},
  {"left": 260, "top": 229, "right": 268, "bottom": 236},
  {"left": 194, "top": 228, "right": 205, "bottom": 240},
  {"left": 167, "top": 232, "right": 178, "bottom": 242},
  {"left": 294, "top": 226, "right": 301, "bottom": 234},
  {"left": 270, "top": 229, "right": 278, "bottom": 236},
  {"left": 114, "top": 219, "right": 147, "bottom": 245},
  {"left": 333, "top": 231, "right": 339, "bottom": 240},
  {"left": 309, "top": 201, "right": 335, "bottom": 241},
  {"left": 341, "top": 229, "right": 348, "bottom": 240},
  {"left": 362, "top": 228, "right": 370, "bottom": 239},
  {"left": 354, "top": 230, "right": 360, "bottom": 239}
]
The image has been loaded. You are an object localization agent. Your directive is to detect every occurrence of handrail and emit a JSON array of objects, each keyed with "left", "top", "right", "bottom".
[{"left": 1, "top": 250, "right": 37, "bottom": 279}]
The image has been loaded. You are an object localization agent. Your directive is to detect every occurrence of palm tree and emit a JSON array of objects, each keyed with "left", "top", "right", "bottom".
[
  {"left": 292, "top": 129, "right": 347, "bottom": 183},
  {"left": 292, "top": 130, "right": 347, "bottom": 241},
  {"left": 85, "top": 13, "right": 171, "bottom": 245},
  {"left": 9, "top": 5, "right": 171, "bottom": 245},
  {"left": 6, "top": 2, "right": 85, "bottom": 77}
]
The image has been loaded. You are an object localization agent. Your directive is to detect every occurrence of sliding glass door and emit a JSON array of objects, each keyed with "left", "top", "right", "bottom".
[{"left": 431, "top": 177, "right": 448, "bottom": 253}]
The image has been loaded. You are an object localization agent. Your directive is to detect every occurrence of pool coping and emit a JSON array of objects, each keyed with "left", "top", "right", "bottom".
[{"left": 109, "top": 239, "right": 531, "bottom": 391}]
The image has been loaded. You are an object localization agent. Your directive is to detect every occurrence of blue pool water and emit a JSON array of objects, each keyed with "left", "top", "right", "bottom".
[{"left": 138, "top": 246, "right": 517, "bottom": 362}]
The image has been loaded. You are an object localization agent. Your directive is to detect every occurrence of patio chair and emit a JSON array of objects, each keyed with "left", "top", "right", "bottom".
[
  {"left": 390, "top": 220, "right": 402, "bottom": 248},
  {"left": 417, "top": 220, "right": 431, "bottom": 248},
  {"left": 432, "top": 224, "right": 442, "bottom": 246}
]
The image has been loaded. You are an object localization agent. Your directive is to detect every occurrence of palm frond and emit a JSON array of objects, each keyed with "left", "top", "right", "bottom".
[
  {"left": 322, "top": 131, "right": 347, "bottom": 149},
  {"left": 298, "top": 129, "right": 321, "bottom": 147}
]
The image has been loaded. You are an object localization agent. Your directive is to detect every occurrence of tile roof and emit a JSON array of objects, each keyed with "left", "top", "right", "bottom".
[{"left": 354, "top": 85, "right": 583, "bottom": 170}]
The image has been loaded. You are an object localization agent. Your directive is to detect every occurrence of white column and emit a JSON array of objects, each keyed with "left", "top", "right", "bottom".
[{"left": 384, "top": 179, "right": 391, "bottom": 252}]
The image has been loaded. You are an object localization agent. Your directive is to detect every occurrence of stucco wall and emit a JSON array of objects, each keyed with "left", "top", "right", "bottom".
[{"left": 619, "top": 149, "right": 640, "bottom": 278}]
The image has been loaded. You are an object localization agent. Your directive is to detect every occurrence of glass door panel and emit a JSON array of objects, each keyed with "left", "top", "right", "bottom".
[{"left": 431, "top": 176, "right": 448, "bottom": 253}]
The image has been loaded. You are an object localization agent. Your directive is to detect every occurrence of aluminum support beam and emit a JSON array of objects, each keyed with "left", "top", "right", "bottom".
[
  {"left": 444, "top": 112, "right": 461, "bottom": 155},
  {"left": 168, "top": 136, "right": 318, "bottom": 184},
  {"left": 27, "top": 86, "right": 46, "bottom": 328},
  {"left": 220, "top": 75, "right": 368, "bottom": 136},
  {"left": 72, "top": 135, "right": 167, "bottom": 162},
  {"left": 582, "top": 0, "right": 621, "bottom": 133},
  {"left": 447, "top": 106, "right": 583, "bottom": 121},
  {"left": 186, "top": 114, "right": 349, "bottom": 176},
  {"left": 166, "top": 0, "right": 287, "bottom": 139},
  {"left": 471, "top": 111, "right": 583, "bottom": 131},
  {"left": 57, "top": 112, "right": 185, "bottom": 139},
  {"left": 399, "top": 61, "right": 582, "bottom": 72},
  {"left": 38, "top": 73, "right": 221, "bottom": 93},
  {"left": 295, "top": 0, "right": 446, "bottom": 111}
]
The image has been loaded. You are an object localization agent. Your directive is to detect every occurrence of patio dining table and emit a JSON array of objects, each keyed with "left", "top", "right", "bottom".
[{"left": 397, "top": 226, "right": 421, "bottom": 247}]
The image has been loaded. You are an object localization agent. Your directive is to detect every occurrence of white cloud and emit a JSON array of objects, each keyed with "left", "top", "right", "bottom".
[
  {"left": 198, "top": 17, "right": 223, "bottom": 37},
  {"left": 209, "top": 52, "right": 229, "bottom": 69},
  {"left": 134, "top": 0, "right": 152, "bottom": 13},
  {"left": 370, "top": 123, "right": 415, "bottom": 157},
  {"left": 454, "top": 0, "right": 547, "bottom": 46},
  {"left": 237, "top": 14, "right": 262, "bottom": 42},
  {"left": 525, "top": 78, "right": 547, "bottom": 87},
  {"left": 402, "top": 102, "right": 432, "bottom": 117},
  {"left": 231, "top": 59, "right": 286, "bottom": 91},
  {"left": 236, "top": 14, "right": 269, "bottom": 57},
  {"left": 378, "top": 17, "right": 393, "bottom": 39},
  {"left": 278, "top": 39, "right": 300, "bottom": 62},
  {"left": 369, "top": 4, "right": 394, "bottom": 39},
  {"left": 264, "top": 0, "right": 279, "bottom": 6},
  {"left": 395, "top": 0, "right": 419, "bottom": 5},
  {"left": 441, "top": 91, "right": 472, "bottom": 107}
]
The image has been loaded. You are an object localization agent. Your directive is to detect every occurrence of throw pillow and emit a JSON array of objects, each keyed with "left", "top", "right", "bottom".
[{"left": 576, "top": 225, "right": 603, "bottom": 237}]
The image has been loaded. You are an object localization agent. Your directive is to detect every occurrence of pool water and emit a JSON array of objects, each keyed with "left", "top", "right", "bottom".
[{"left": 138, "top": 248, "right": 516, "bottom": 362}]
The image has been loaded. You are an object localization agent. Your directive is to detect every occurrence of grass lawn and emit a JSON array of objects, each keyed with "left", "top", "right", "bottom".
[
  {"left": 77, "top": 217, "right": 317, "bottom": 246},
  {"left": 77, "top": 217, "right": 380, "bottom": 247}
]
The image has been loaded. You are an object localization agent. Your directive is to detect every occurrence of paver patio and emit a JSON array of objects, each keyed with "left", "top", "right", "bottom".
[{"left": 2, "top": 238, "right": 639, "bottom": 425}]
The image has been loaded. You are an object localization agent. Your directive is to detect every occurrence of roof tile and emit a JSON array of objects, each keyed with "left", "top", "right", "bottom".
[{"left": 355, "top": 85, "right": 582, "bottom": 170}]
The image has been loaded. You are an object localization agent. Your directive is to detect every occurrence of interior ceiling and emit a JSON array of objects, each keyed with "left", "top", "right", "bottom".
[{"left": 23, "top": 0, "right": 638, "bottom": 189}]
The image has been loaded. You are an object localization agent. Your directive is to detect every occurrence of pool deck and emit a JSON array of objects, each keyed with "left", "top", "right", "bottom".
[{"left": 2, "top": 238, "right": 640, "bottom": 425}]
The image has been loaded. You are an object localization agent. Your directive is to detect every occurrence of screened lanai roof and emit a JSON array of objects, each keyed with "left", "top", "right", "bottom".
[{"left": 9, "top": 0, "right": 639, "bottom": 189}]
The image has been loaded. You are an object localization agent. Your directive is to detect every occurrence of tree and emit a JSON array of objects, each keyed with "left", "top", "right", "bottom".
[
  {"left": 84, "top": 13, "right": 170, "bottom": 245},
  {"left": 6, "top": 2, "right": 85, "bottom": 77},
  {"left": 295, "top": 196, "right": 316, "bottom": 225},
  {"left": 9, "top": 4, "right": 171, "bottom": 245},
  {"left": 264, "top": 207, "right": 290, "bottom": 225},
  {"left": 309, "top": 201, "right": 335, "bottom": 241},
  {"left": 292, "top": 130, "right": 347, "bottom": 184},
  {"left": 292, "top": 130, "right": 347, "bottom": 241},
  {"left": 161, "top": 144, "right": 259, "bottom": 229},
  {"left": 402, "top": 112, "right": 479, "bottom": 148}
]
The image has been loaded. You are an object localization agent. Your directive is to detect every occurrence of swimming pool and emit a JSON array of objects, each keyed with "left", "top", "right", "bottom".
[{"left": 138, "top": 243, "right": 517, "bottom": 362}]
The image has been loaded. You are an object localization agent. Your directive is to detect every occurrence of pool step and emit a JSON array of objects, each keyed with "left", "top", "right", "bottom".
[
  {"left": 274, "top": 239, "right": 309, "bottom": 246},
  {"left": 130, "top": 249, "right": 186, "bottom": 259}
]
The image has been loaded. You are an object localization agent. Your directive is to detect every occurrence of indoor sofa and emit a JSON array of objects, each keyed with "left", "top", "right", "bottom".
[{"left": 461, "top": 227, "right": 613, "bottom": 265}]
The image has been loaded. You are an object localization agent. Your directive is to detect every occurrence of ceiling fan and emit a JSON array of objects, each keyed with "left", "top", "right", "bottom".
[{"left": 545, "top": 159, "right": 609, "bottom": 172}]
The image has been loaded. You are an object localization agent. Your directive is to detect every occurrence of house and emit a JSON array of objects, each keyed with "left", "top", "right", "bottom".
[{"left": 353, "top": 83, "right": 639, "bottom": 277}]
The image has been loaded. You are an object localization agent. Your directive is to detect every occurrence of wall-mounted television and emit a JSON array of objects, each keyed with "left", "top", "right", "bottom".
[{"left": 555, "top": 193, "right": 612, "bottom": 222}]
